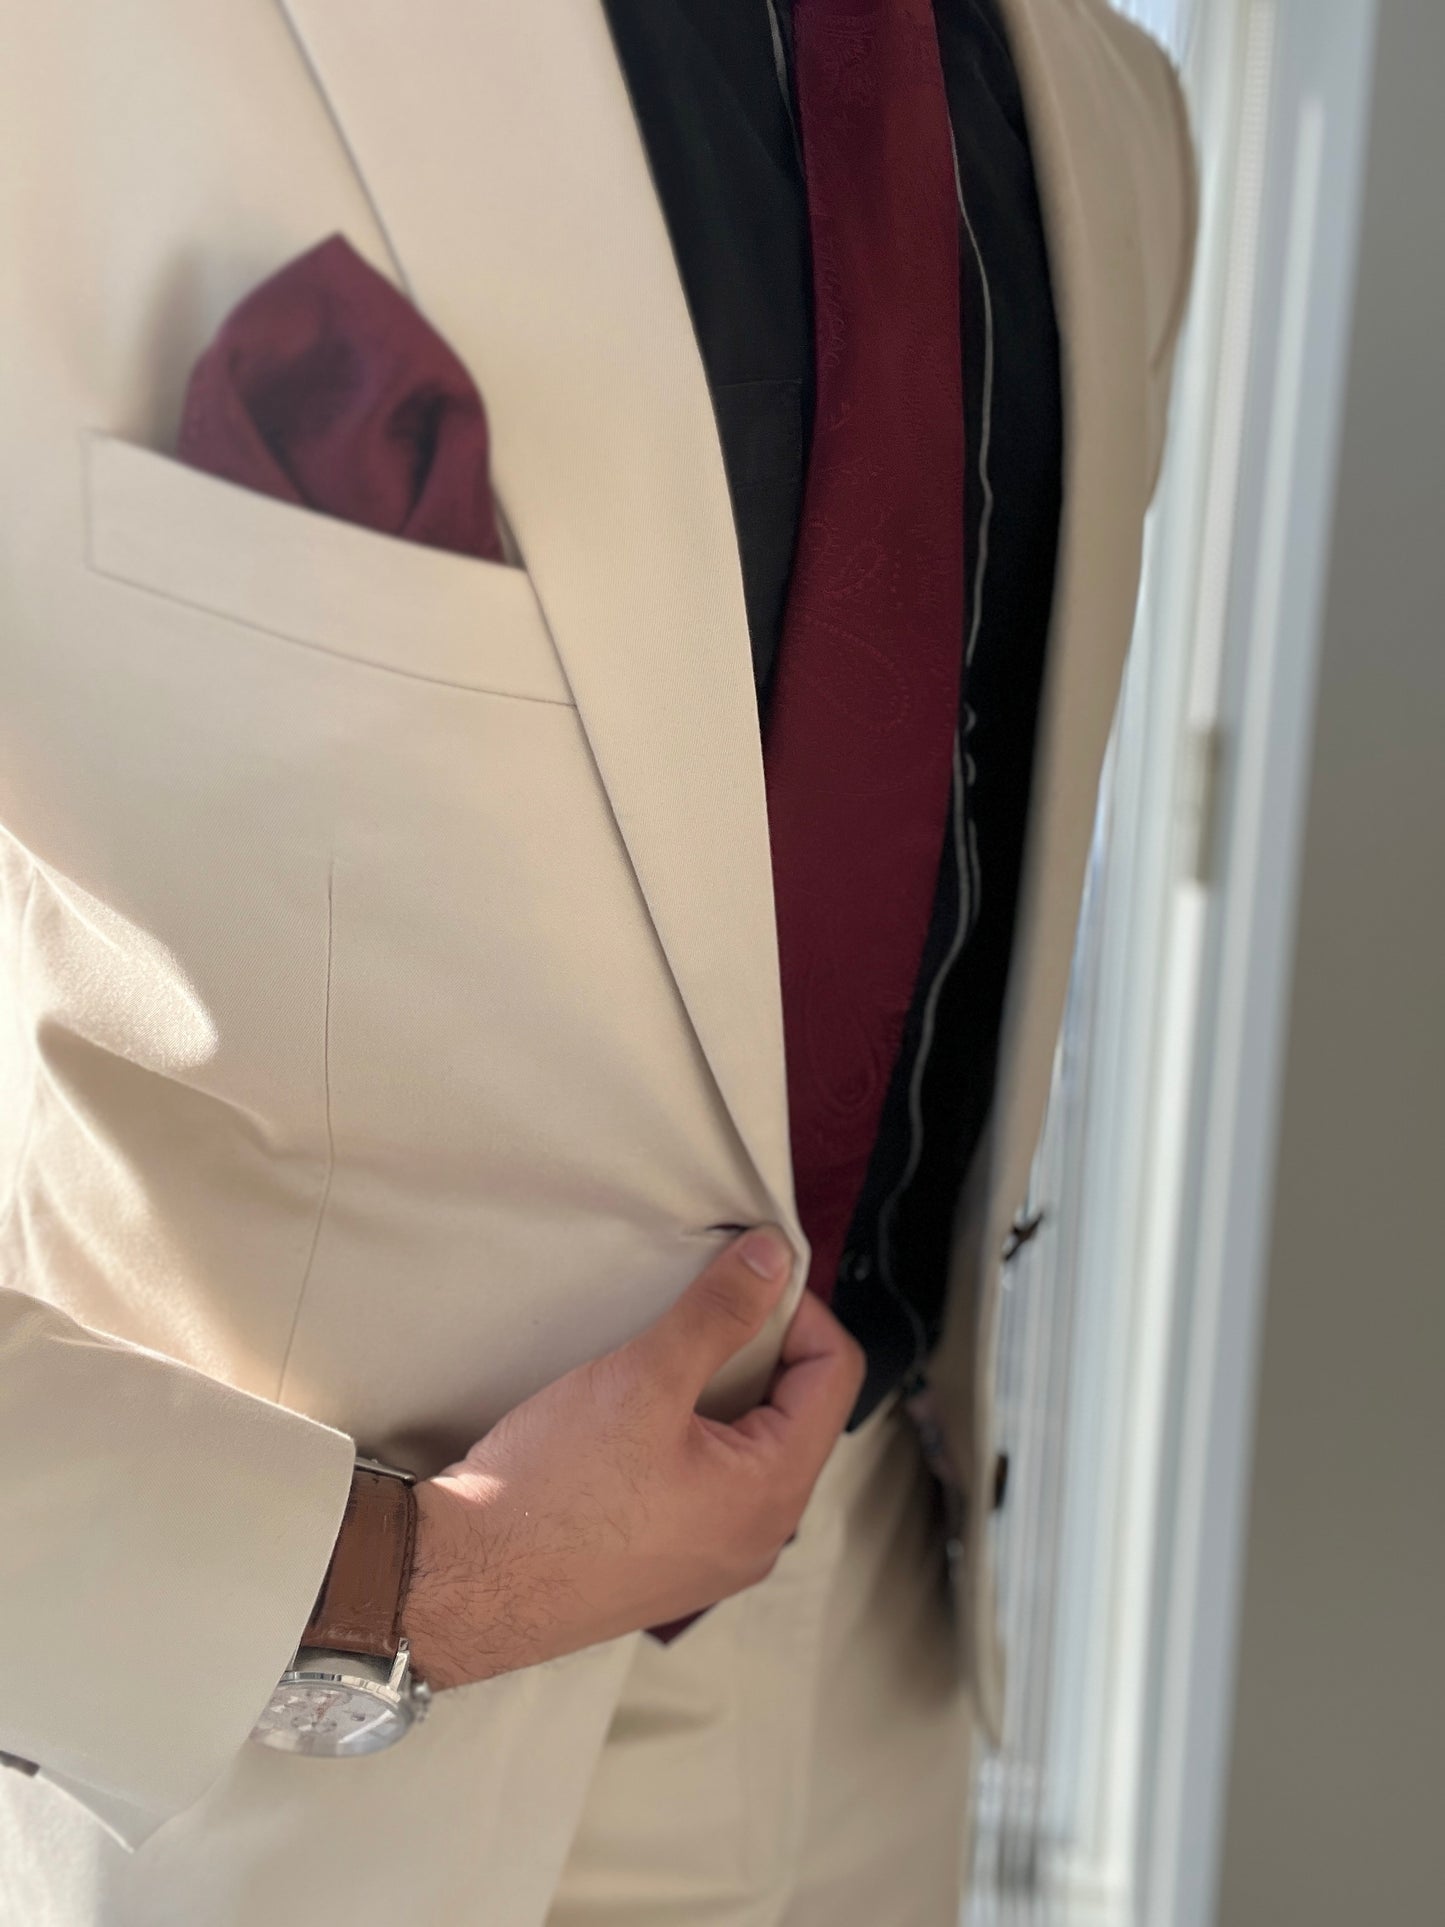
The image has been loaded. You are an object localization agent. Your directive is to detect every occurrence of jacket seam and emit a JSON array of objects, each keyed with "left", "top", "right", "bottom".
[{"left": 274, "top": 854, "right": 337, "bottom": 1401}]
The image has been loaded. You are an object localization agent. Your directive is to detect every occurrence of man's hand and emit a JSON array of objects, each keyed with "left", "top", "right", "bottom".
[{"left": 400, "top": 1227, "right": 865, "bottom": 1692}]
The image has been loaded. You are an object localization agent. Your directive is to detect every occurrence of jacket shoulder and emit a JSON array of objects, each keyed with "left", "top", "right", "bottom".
[{"left": 1072, "top": 0, "right": 1200, "bottom": 483}]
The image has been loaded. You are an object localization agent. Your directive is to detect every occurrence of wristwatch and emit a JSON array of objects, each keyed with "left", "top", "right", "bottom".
[{"left": 249, "top": 1456, "right": 432, "bottom": 1757}]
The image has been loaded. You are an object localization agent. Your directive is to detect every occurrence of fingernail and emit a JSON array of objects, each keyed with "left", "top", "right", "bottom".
[{"left": 739, "top": 1227, "right": 792, "bottom": 1281}]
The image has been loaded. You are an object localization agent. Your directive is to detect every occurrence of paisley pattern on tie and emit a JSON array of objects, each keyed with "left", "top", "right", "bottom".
[{"left": 765, "top": 0, "right": 965, "bottom": 1303}]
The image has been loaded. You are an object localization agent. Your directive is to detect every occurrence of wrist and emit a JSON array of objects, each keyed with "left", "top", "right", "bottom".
[{"left": 400, "top": 1475, "right": 508, "bottom": 1693}]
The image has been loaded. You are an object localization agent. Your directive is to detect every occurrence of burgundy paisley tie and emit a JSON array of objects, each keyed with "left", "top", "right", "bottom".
[{"left": 766, "top": 0, "right": 966, "bottom": 1303}]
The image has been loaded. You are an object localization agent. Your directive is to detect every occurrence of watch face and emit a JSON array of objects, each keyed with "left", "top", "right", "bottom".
[{"left": 251, "top": 1674, "right": 411, "bottom": 1757}]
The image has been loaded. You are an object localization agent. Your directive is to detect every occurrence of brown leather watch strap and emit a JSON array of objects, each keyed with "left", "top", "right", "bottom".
[{"left": 302, "top": 1463, "right": 418, "bottom": 1658}]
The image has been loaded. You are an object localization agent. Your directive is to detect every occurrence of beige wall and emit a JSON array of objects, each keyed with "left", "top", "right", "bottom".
[{"left": 1214, "top": 2, "right": 1445, "bottom": 1921}]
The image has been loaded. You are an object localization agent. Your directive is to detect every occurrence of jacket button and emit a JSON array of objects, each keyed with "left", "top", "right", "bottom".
[{"left": 991, "top": 1452, "right": 1010, "bottom": 1512}]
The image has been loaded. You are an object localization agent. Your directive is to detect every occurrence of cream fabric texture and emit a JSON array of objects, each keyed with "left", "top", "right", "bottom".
[
  {"left": 2, "top": 1395, "right": 976, "bottom": 1927},
  {"left": 0, "top": 0, "right": 1195, "bottom": 1914}
]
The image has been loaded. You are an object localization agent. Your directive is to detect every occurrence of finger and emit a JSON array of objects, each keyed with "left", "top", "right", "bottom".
[
  {"left": 729, "top": 1288, "right": 866, "bottom": 1478},
  {"left": 623, "top": 1225, "right": 795, "bottom": 1403}
]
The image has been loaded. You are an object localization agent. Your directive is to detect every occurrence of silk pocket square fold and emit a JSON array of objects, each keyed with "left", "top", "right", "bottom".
[{"left": 178, "top": 233, "right": 506, "bottom": 564}]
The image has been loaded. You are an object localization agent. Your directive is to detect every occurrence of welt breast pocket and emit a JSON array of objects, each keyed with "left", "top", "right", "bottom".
[{"left": 82, "top": 431, "right": 574, "bottom": 705}]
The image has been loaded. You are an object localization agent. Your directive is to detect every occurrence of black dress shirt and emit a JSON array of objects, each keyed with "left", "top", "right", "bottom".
[{"left": 601, "top": 0, "right": 1064, "bottom": 1423}]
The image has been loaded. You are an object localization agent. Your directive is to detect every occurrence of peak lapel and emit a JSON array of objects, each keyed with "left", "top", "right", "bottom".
[{"left": 279, "top": 0, "right": 795, "bottom": 1229}]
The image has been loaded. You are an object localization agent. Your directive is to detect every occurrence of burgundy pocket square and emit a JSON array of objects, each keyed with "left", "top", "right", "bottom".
[{"left": 178, "top": 232, "right": 505, "bottom": 564}]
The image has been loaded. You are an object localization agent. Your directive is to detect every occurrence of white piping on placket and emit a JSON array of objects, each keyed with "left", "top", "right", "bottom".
[{"left": 873, "top": 122, "right": 999, "bottom": 1321}]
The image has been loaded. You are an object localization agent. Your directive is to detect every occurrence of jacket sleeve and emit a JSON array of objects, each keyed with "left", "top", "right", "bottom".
[{"left": 0, "top": 1285, "right": 355, "bottom": 1848}]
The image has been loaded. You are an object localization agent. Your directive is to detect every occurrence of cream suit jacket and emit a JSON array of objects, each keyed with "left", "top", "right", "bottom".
[{"left": 0, "top": 0, "right": 1196, "bottom": 1884}]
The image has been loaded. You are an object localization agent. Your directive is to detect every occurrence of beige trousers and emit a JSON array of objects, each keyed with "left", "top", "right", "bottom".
[
  {"left": 547, "top": 1390, "right": 978, "bottom": 1927},
  {"left": 0, "top": 1394, "right": 976, "bottom": 1926}
]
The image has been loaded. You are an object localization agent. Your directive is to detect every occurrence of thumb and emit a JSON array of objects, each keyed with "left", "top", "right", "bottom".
[{"left": 624, "top": 1226, "right": 795, "bottom": 1403}]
